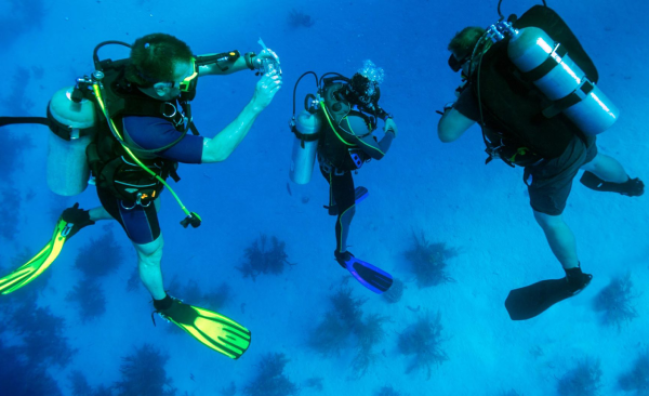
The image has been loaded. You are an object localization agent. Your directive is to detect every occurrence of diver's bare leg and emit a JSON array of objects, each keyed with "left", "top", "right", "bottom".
[
  {"left": 533, "top": 210, "right": 579, "bottom": 269},
  {"left": 134, "top": 234, "right": 166, "bottom": 300},
  {"left": 581, "top": 153, "right": 629, "bottom": 183}
]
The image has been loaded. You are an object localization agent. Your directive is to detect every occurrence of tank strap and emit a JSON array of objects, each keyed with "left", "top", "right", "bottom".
[
  {"left": 520, "top": 44, "right": 568, "bottom": 82},
  {"left": 542, "top": 80, "right": 595, "bottom": 118},
  {"left": 291, "top": 124, "right": 320, "bottom": 142}
]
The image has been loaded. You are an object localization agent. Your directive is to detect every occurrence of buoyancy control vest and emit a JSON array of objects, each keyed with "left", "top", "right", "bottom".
[
  {"left": 472, "top": 5, "right": 598, "bottom": 164},
  {"left": 317, "top": 82, "right": 377, "bottom": 171},
  {"left": 83, "top": 61, "right": 191, "bottom": 205}
]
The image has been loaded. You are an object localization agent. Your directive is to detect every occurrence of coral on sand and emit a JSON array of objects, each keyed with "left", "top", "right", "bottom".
[
  {"left": 593, "top": 273, "right": 637, "bottom": 328},
  {"left": 397, "top": 311, "right": 448, "bottom": 378},
  {"left": 75, "top": 227, "right": 124, "bottom": 280},
  {"left": 308, "top": 311, "right": 350, "bottom": 357},
  {"left": 66, "top": 278, "right": 107, "bottom": 323},
  {"left": 556, "top": 358, "right": 602, "bottom": 396},
  {"left": 114, "top": 344, "right": 176, "bottom": 396},
  {"left": 375, "top": 386, "right": 407, "bottom": 396},
  {"left": 238, "top": 234, "right": 295, "bottom": 280},
  {"left": 308, "top": 286, "right": 388, "bottom": 377},
  {"left": 243, "top": 353, "right": 298, "bottom": 396},
  {"left": 404, "top": 232, "right": 456, "bottom": 289},
  {"left": 618, "top": 350, "right": 649, "bottom": 396}
]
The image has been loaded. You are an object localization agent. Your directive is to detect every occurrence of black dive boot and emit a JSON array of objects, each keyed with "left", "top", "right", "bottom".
[
  {"left": 565, "top": 265, "right": 593, "bottom": 295},
  {"left": 580, "top": 172, "right": 644, "bottom": 197}
]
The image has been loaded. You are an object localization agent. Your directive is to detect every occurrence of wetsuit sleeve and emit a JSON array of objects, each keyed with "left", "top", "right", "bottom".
[
  {"left": 349, "top": 133, "right": 391, "bottom": 160},
  {"left": 123, "top": 117, "right": 205, "bottom": 164},
  {"left": 453, "top": 83, "right": 481, "bottom": 122}
]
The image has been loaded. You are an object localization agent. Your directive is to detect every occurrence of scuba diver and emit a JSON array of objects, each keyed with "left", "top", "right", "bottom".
[
  {"left": 289, "top": 61, "right": 397, "bottom": 294},
  {"left": 0, "top": 33, "right": 282, "bottom": 359},
  {"left": 437, "top": 2, "right": 644, "bottom": 320}
]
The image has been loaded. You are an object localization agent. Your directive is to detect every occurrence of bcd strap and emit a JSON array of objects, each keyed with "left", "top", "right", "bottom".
[{"left": 168, "top": 163, "right": 181, "bottom": 183}]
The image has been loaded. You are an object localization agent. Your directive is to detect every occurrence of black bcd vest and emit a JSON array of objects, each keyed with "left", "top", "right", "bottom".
[
  {"left": 86, "top": 63, "right": 190, "bottom": 203},
  {"left": 473, "top": 5, "right": 597, "bottom": 164}
]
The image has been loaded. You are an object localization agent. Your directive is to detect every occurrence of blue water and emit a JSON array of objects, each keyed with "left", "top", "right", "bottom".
[{"left": 1, "top": 0, "right": 647, "bottom": 395}]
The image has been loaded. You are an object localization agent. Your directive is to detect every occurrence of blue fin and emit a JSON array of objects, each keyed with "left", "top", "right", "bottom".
[{"left": 345, "top": 256, "right": 393, "bottom": 294}]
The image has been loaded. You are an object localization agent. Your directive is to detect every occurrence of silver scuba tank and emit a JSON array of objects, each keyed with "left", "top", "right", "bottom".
[
  {"left": 47, "top": 87, "right": 96, "bottom": 196},
  {"left": 289, "top": 107, "right": 322, "bottom": 185},
  {"left": 505, "top": 25, "right": 619, "bottom": 135}
]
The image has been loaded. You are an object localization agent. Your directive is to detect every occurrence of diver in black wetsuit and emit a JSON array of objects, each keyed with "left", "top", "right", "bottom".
[{"left": 316, "top": 61, "right": 397, "bottom": 293}]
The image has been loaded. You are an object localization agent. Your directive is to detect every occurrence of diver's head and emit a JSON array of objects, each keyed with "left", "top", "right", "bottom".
[
  {"left": 346, "top": 60, "right": 384, "bottom": 106},
  {"left": 127, "top": 33, "right": 196, "bottom": 100},
  {"left": 447, "top": 26, "right": 486, "bottom": 75}
]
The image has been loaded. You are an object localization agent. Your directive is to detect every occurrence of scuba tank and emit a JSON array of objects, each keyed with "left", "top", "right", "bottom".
[
  {"left": 289, "top": 72, "right": 322, "bottom": 185},
  {"left": 507, "top": 26, "right": 618, "bottom": 135},
  {"left": 289, "top": 103, "right": 321, "bottom": 185},
  {"left": 46, "top": 86, "right": 96, "bottom": 196},
  {"left": 483, "top": 14, "right": 618, "bottom": 135}
]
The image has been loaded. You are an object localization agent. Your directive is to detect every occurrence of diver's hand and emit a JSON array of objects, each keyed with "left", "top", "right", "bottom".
[
  {"left": 252, "top": 49, "right": 281, "bottom": 75},
  {"left": 252, "top": 50, "right": 279, "bottom": 69},
  {"left": 384, "top": 118, "right": 398, "bottom": 137},
  {"left": 250, "top": 73, "right": 282, "bottom": 111}
]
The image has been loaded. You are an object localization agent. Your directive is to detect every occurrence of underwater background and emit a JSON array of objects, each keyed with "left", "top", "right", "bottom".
[{"left": 0, "top": 0, "right": 647, "bottom": 395}]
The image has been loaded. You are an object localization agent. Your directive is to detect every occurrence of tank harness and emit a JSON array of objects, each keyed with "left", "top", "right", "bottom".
[
  {"left": 0, "top": 40, "right": 248, "bottom": 228},
  {"left": 469, "top": 4, "right": 602, "bottom": 167}
]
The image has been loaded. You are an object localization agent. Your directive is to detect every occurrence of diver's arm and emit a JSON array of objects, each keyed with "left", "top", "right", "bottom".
[
  {"left": 198, "top": 54, "right": 253, "bottom": 77},
  {"left": 378, "top": 117, "right": 397, "bottom": 153},
  {"left": 201, "top": 74, "right": 282, "bottom": 163},
  {"left": 437, "top": 107, "right": 475, "bottom": 143},
  {"left": 352, "top": 133, "right": 388, "bottom": 160},
  {"left": 198, "top": 50, "right": 279, "bottom": 77},
  {"left": 355, "top": 117, "right": 397, "bottom": 159},
  {"left": 377, "top": 132, "right": 396, "bottom": 154}
]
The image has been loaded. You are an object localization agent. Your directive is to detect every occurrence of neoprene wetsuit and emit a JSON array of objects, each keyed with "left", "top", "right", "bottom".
[{"left": 96, "top": 114, "right": 204, "bottom": 244}]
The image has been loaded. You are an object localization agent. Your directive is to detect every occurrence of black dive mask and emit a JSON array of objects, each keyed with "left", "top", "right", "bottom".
[{"left": 448, "top": 54, "right": 468, "bottom": 72}]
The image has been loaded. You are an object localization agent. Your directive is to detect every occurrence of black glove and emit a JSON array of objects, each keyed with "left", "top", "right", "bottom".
[{"left": 60, "top": 203, "right": 95, "bottom": 239}]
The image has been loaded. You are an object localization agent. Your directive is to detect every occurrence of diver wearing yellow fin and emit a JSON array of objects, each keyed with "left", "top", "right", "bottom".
[
  {"left": 0, "top": 33, "right": 282, "bottom": 359},
  {"left": 0, "top": 204, "right": 94, "bottom": 295}
]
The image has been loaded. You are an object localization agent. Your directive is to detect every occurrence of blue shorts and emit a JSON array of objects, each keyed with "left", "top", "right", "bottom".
[{"left": 97, "top": 186, "right": 160, "bottom": 244}]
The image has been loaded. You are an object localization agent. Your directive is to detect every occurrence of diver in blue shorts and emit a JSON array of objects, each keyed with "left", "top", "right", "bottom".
[{"left": 0, "top": 33, "right": 281, "bottom": 359}]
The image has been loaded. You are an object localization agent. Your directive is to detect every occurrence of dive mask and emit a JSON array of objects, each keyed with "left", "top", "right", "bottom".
[
  {"left": 448, "top": 53, "right": 469, "bottom": 72},
  {"left": 178, "top": 61, "right": 199, "bottom": 101}
]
